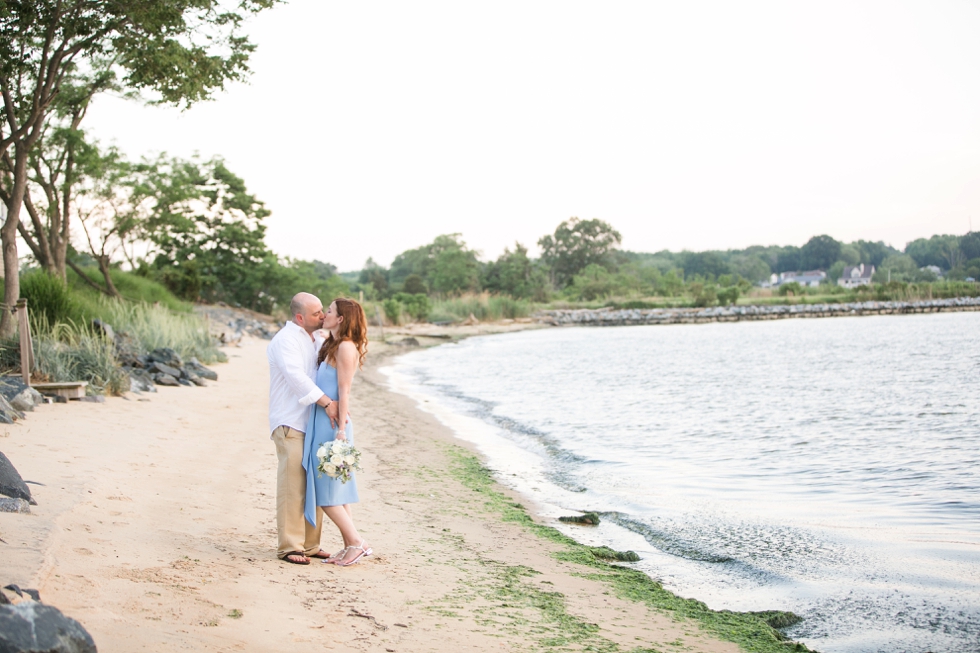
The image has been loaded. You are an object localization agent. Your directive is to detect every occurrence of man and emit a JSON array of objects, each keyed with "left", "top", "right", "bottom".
[{"left": 267, "top": 292, "right": 340, "bottom": 564}]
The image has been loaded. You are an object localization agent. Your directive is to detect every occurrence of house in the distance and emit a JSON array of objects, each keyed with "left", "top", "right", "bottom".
[
  {"left": 838, "top": 263, "right": 875, "bottom": 288},
  {"left": 770, "top": 270, "right": 826, "bottom": 288}
]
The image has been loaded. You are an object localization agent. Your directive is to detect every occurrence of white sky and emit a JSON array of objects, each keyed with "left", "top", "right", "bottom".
[{"left": 83, "top": 0, "right": 980, "bottom": 271}]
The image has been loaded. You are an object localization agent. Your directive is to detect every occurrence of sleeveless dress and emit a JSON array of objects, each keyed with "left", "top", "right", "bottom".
[{"left": 302, "top": 361, "right": 359, "bottom": 527}]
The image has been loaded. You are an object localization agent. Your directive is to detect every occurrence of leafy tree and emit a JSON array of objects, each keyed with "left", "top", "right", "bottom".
[
  {"left": 800, "top": 235, "right": 841, "bottom": 270},
  {"left": 959, "top": 232, "right": 980, "bottom": 260},
  {"left": 851, "top": 240, "right": 896, "bottom": 267},
  {"left": 678, "top": 251, "right": 730, "bottom": 280},
  {"left": 538, "top": 217, "right": 622, "bottom": 287},
  {"left": 484, "top": 242, "right": 550, "bottom": 300},
  {"left": 0, "top": 0, "right": 278, "bottom": 336},
  {"left": 773, "top": 247, "right": 802, "bottom": 273},
  {"left": 358, "top": 258, "right": 389, "bottom": 298},
  {"left": 389, "top": 234, "right": 481, "bottom": 295},
  {"left": 566, "top": 263, "right": 642, "bottom": 301},
  {"left": 402, "top": 273, "right": 427, "bottom": 295},
  {"left": 778, "top": 281, "right": 803, "bottom": 297},
  {"left": 728, "top": 254, "right": 771, "bottom": 283},
  {"left": 905, "top": 234, "right": 962, "bottom": 270}
]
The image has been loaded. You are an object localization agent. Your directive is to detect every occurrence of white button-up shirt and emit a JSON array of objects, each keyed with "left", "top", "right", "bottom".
[{"left": 267, "top": 321, "right": 325, "bottom": 435}]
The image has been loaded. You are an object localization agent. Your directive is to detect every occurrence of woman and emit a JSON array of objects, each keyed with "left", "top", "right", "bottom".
[{"left": 302, "top": 298, "right": 372, "bottom": 566}]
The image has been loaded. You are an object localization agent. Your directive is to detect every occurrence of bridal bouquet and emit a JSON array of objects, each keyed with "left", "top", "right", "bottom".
[{"left": 316, "top": 438, "right": 361, "bottom": 484}]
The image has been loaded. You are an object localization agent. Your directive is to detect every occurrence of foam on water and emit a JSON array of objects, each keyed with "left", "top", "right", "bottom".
[{"left": 382, "top": 311, "right": 980, "bottom": 652}]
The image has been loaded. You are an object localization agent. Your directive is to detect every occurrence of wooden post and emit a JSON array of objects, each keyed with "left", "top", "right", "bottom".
[
  {"left": 16, "top": 298, "right": 33, "bottom": 386},
  {"left": 375, "top": 305, "right": 385, "bottom": 342}
]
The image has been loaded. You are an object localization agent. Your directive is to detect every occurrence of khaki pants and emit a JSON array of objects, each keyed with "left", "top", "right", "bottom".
[{"left": 272, "top": 426, "right": 323, "bottom": 558}]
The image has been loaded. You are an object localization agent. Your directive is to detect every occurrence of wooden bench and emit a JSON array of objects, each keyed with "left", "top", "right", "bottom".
[{"left": 32, "top": 381, "right": 89, "bottom": 400}]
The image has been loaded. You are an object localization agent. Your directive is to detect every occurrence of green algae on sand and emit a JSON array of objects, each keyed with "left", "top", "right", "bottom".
[{"left": 444, "top": 446, "right": 814, "bottom": 653}]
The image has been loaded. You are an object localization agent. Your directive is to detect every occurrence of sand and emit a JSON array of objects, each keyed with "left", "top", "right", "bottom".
[{"left": 1, "top": 334, "right": 738, "bottom": 653}]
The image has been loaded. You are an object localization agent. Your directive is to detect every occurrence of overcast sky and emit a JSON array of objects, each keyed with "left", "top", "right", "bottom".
[{"left": 83, "top": 0, "right": 980, "bottom": 271}]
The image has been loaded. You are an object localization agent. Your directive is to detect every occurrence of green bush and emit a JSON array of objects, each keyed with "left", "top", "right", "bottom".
[
  {"left": 20, "top": 271, "right": 83, "bottom": 325},
  {"left": 382, "top": 298, "right": 402, "bottom": 325},
  {"left": 393, "top": 292, "right": 431, "bottom": 322},
  {"left": 29, "top": 319, "right": 129, "bottom": 395},
  {"left": 67, "top": 266, "right": 192, "bottom": 312}
]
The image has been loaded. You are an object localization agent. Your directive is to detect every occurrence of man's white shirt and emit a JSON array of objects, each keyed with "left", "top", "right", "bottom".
[{"left": 267, "top": 321, "right": 325, "bottom": 435}]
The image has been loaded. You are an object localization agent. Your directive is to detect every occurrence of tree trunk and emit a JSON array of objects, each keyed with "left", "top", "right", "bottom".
[
  {"left": 0, "top": 145, "right": 27, "bottom": 338},
  {"left": 97, "top": 254, "right": 120, "bottom": 298}
]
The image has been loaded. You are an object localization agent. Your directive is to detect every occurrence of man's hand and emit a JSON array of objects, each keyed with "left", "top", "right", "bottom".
[{"left": 325, "top": 400, "right": 340, "bottom": 428}]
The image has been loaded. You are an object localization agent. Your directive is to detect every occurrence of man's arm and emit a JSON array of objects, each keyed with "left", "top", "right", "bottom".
[{"left": 273, "top": 336, "right": 324, "bottom": 406}]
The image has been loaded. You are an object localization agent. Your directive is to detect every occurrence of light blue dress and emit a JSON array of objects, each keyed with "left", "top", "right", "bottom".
[{"left": 303, "top": 361, "right": 359, "bottom": 527}]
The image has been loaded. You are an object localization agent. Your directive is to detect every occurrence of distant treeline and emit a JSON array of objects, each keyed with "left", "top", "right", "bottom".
[{"left": 349, "top": 220, "right": 980, "bottom": 305}]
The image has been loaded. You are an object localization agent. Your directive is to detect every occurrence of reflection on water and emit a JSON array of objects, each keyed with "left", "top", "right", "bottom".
[{"left": 385, "top": 312, "right": 980, "bottom": 653}]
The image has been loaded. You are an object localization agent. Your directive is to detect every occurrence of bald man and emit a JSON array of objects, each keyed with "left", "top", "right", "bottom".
[{"left": 267, "top": 293, "right": 340, "bottom": 564}]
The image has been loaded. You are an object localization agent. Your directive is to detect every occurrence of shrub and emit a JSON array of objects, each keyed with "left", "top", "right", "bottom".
[
  {"left": 20, "top": 271, "right": 82, "bottom": 325},
  {"left": 778, "top": 281, "right": 803, "bottom": 297},
  {"left": 30, "top": 319, "right": 129, "bottom": 395},
  {"left": 382, "top": 298, "right": 402, "bottom": 325},
  {"left": 99, "top": 300, "right": 225, "bottom": 364},
  {"left": 393, "top": 292, "right": 431, "bottom": 322},
  {"left": 429, "top": 293, "right": 531, "bottom": 322}
]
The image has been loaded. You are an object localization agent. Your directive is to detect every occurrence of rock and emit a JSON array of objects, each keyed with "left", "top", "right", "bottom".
[
  {"left": 176, "top": 377, "right": 192, "bottom": 387},
  {"left": 0, "top": 497, "right": 31, "bottom": 513},
  {"left": 187, "top": 374, "right": 206, "bottom": 387},
  {"left": 91, "top": 319, "right": 114, "bottom": 341},
  {"left": 185, "top": 358, "right": 218, "bottom": 381},
  {"left": 588, "top": 546, "right": 640, "bottom": 562},
  {"left": 147, "top": 347, "right": 183, "bottom": 369},
  {"left": 112, "top": 331, "right": 143, "bottom": 368},
  {"left": 393, "top": 337, "right": 420, "bottom": 347},
  {"left": 9, "top": 388, "right": 43, "bottom": 413},
  {"left": 0, "top": 601, "right": 97, "bottom": 653},
  {"left": 76, "top": 396, "right": 105, "bottom": 404},
  {"left": 0, "top": 452, "right": 34, "bottom": 505},
  {"left": 147, "top": 361, "right": 181, "bottom": 378},
  {"left": 0, "top": 380, "right": 27, "bottom": 422},
  {"left": 125, "top": 369, "right": 156, "bottom": 394},
  {"left": 2, "top": 585, "right": 41, "bottom": 603},
  {"left": 558, "top": 512, "right": 600, "bottom": 525},
  {"left": 151, "top": 373, "right": 180, "bottom": 387}
]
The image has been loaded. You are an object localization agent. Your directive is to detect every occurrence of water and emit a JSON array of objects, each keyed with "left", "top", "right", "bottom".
[{"left": 383, "top": 312, "right": 980, "bottom": 653}]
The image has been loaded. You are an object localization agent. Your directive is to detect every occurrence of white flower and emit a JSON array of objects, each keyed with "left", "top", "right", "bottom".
[
  {"left": 331, "top": 440, "right": 344, "bottom": 452},
  {"left": 316, "top": 445, "right": 327, "bottom": 459},
  {"left": 329, "top": 454, "right": 342, "bottom": 465},
  {"left": 323, "top": 463, "right": 337, "bottom": 476},
  {"left": 343, "top": 455, "right": 355, "bottom": 465}
]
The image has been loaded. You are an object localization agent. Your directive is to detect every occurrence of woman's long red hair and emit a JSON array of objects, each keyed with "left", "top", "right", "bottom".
[{"left": 318, "top": 298, "right": 368, "bottom": 368}]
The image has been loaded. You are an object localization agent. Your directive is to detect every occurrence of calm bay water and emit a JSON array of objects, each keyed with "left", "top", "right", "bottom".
[{"left": 384, "top": 312, "right": 980, "bottom": 653}]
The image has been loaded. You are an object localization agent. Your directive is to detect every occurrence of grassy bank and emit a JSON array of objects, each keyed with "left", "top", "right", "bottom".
[
  {"left": 443, "top": 446, "right": 813, "bottom": 652},
  {"left": 3, "top": 268, "right": 224, "bottom": 395}
]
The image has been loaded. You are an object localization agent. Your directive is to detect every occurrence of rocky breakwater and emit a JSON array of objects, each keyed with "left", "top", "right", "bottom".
[
  {"left": 537, "top": 296, "right": 980, "bottom": 327},
  {"left": 117, "top": 347, "right": 219, "bottom": 391}
]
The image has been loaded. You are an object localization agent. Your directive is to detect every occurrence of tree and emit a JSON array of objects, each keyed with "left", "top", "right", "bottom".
[
  {"left": 678, "top": 251, "right": 730, "bottom": 280},
  {"left": 538, "top": 217, "right": 622, "bottom": 287},
  {"left": 905, "top": 234, "right": 961, "bottom": 270},
  {"left": 402, "top": 273, "right": 426, "bottom": 295},
  {"left": 0, "top": 0, "right": 277, "bottom": 336},
  {"left": 800, "top": 235, "right": 841, "bottom": 271},
  {"left": 484, "top": 242, "right": 549, "bottom": 300},
  {"left": 389, "top": 234, "right": 481, "bottom": 295}
]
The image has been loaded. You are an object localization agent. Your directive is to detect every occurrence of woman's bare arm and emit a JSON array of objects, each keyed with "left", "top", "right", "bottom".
[{"left": 334, "top": 341, "right": 358, "bottom": 441}]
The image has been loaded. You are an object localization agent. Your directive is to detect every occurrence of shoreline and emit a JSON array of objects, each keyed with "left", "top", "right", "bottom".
[{"left": 0, "top": 333, "right": 812, "bottom": 652}]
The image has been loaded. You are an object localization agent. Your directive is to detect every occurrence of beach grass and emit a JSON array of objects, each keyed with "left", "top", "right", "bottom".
[{"left": 443, "top": 446, "right": 813, "bottom": 653}]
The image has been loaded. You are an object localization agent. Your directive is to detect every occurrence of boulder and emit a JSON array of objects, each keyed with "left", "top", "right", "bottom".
[
  {"left": 147, "top": 362, "right": 181, "bottom": 378},
  {"left": 111, "top": 331, "right": 142, "bottom": 368},
  {"left": 147, "top": 348, "right": 183, "bottom": 369},
  {"left": 151, "top": 373, "right": 180, "bottom": 387},
  {"left": 0, "top": 601, "right": 97, "bottom": 653},
  {"left": 0, "top": 497, "right": 31, "bottom": 513},
  {"left": 0, "top": 452, "right": 34, "bottom": 505},
  {"left": 91, "top": 319, "right": 114, "bottom": 342},
  {"left": 176, "top": 377, "right": 192, "bottom": 387},
  {"left": 393, "top": 337, "right": 420, "bottom": 347},
  {"left": 185, "top": 358, "right": 218, "bottom": 381},
  {"left": 125, "top": 369, "right": 156, "bottom": 394},
  {"left": 2, "top": 585, "right": 41, "bottom": 603},
  {"left": 187, "top": 374, "right": 206, "bottom": 387},
  {"left": 9, "top": 388, "right": 43, "bottom": 413}
]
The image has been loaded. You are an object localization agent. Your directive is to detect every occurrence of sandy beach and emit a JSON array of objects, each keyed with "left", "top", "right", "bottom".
[{"left": 1, "top": 334, "right": 746, "bottom": 652}]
